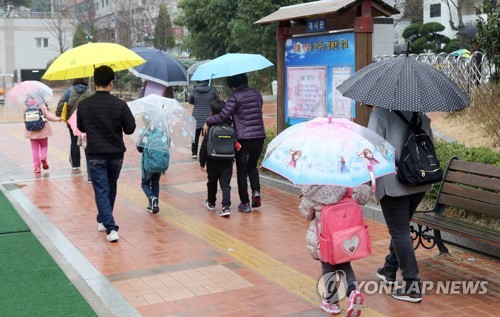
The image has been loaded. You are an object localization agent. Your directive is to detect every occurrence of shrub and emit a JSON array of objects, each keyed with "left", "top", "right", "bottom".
[
  {"left": 466, "top": 84, "right": 500, "bottom": 148},
  {"left": 427, "top": 140, "right": 500, "bottom": 199}
]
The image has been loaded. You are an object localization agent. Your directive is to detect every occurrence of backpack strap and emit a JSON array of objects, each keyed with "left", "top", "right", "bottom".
[
  {"left": 394, "top": 110, "right": 422, "bottom": 129},
  {"left": 64, "top": 87, "right": 71, "bottom": 101}
]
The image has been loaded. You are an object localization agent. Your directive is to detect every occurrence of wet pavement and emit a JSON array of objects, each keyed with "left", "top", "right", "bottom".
[{"left": 0, "top": 94, "right": 498, "bottom": 316}]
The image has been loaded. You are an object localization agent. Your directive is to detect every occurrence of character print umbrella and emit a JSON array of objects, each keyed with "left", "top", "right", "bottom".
[
  {"left": 262, "top": 117, "right": 395, "bottom": 189},
  {"left": 127, "top": 94, "right": 196, "bottom": 151},
  {"left": 336, "top": 56, "right": 469, "bottom": 112}
]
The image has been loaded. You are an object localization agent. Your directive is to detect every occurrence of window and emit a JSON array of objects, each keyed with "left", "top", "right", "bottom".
[
  {"left": 35, "top": 38, "right": 49, "bottom": 48},
  {"left": 430, "top": 4, "right": 441, "bottom": 17}
]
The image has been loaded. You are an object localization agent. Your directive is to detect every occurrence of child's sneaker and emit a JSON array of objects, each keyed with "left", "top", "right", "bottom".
[
  {"left": 320, "top": 299, "right": 341, "bottom": 315},
  {"left": 219, "top": 206, "right": 230, "bottom": 217},
  {"left": 346, "top": 288, "right": 364, "bottom": 317},
  {"left": 34, "top": 166, "right": 41, "bottom": 173},
  {"left": 204, "top": 200, "right": 216, "bottom": 211},
  {"left": 237, "top": 202, "right": 252, "bottom": 213},
  {"left": 151, "top": 197, "right": 160, "bottom": 214},
  {"left": 41, "top": 158, "right": 49, "bottom": 170}
]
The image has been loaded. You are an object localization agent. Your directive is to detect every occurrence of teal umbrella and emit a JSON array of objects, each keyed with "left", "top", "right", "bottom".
[{"left": 450, "top": 49, "right": 471, "bottom": 58}]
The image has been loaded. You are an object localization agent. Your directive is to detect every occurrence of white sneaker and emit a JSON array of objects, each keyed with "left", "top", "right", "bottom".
[
  {"left": 97, "top": 222, "right": 106, "bottom": 232},
  {"left": 106, "top": 230, "right": 119, "bottom": 242}
]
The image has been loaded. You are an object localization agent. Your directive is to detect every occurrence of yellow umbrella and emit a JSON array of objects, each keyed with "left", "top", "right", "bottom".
[{"left": 42, "top": 42, "right": 146, "bottom": 80}]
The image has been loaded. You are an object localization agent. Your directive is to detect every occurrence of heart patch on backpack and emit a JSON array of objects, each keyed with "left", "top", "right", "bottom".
[{"left": 343, "top": 236, "right": 360, "bottom": 255}]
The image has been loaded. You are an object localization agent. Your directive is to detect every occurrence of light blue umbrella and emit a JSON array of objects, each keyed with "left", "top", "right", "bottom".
[{"left": 191, "top": 53, "right": 273, "bottom": 81}]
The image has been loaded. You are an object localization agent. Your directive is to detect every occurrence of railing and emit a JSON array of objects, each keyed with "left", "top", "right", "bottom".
[{"left": 373, "top": 52, "right": 495, "bottom": 96}]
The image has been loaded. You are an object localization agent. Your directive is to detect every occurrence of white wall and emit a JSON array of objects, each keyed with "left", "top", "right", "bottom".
[
  {"left": 373, "top": 18, "right": 395, "bottom": 57},
  {"left": 0, "top": 17, "right": 74, "bottom": 81}
]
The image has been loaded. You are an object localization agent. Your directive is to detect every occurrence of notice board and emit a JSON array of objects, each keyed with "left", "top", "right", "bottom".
[{"left": 285, "top": 32, "right": 355, "bottom": 125}]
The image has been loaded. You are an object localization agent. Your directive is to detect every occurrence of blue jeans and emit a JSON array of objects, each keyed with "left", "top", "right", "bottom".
[
  {"left": 141, "top": 170, "right": 161, "bottom": 200},
  {"left": 87, "top": 158, "right": 123, "bottom": 234}
]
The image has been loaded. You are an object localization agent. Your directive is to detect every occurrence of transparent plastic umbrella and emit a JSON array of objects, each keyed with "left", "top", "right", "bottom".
[
  {"left": 262, "top": 117, "right": 396, "bottom": 189},
  {"left": 5, "top": 81, "right": 52, "bottom": 121},
  {"left": 127, "top": 94, "right": 196, "bottom": 151}
]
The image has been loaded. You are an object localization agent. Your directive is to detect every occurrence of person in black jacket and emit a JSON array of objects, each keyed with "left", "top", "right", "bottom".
[
  {"left": 199, "top": 99, "right": 233, "bottom": 217},
  {"left": 77, "top": 65, "right": 136, "bottom": 242},
  {"left": 188, "top": 80, "right": 218, "bottom": 158}
]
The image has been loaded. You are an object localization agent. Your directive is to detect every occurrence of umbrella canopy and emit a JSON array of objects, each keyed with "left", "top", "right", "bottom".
[
  {"left": 42, "top": 42, "right": 145, "bottom": 80},
  {"left": 5, "top": 81, "right": 52, "bottom": 120},
  {"left": 67, "top": 109, "right": 83, "bottom": 136},
  {"left": 128, "top": 94, "right": 196, "bottom": 150},
  {"left": 456, "top": 25, "right": 477, "bottom": 38},
  {"left": 131, "top": 47, "right": 188, "bottom": 86},
  {"left": 187, "top": 59, "right": 211, "bottom": 76},
  {"left": 262, "top": 117, "right": 395, "bottom": 188},
  {"left": 336, "top": 56, "right": 469, "bottom": 112},
  {"left": 191, "top": 53, "right": 273, "bottom": 81},
  {"left": 450, "top": 49, "right": 471, "bottom": 59}
]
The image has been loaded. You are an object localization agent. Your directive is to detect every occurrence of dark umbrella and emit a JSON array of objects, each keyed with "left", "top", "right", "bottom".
[
  {"left": 456, "top": 25, "right": 477, "bottom": 39},
  {"left": 336, "top": 56, "right": 469, "bottom": 112},
  {"left": 131, "top": 47, "right": 188, "bottom": 86}
]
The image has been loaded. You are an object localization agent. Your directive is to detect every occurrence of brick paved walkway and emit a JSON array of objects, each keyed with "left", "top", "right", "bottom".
[{"left": 0, "top": 96, "right": 498, "bottom": 316}]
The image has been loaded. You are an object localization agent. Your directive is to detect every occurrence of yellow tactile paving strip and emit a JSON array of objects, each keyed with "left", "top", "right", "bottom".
[{"left": 118, "top": 181, "right": 386, "bottom": 316}]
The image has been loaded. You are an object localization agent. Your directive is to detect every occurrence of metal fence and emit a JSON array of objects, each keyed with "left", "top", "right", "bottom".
[{"left": 373, "top": 53, "right": 494, "bottom": 96}]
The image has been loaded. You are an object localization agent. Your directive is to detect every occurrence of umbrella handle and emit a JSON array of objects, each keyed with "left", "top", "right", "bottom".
[{"left": 367, "top": 163, "right": 376, "bottom": 192}]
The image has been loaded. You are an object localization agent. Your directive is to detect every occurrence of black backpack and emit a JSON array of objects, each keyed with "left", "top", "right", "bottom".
[
  {"left": 24, "top": 107, "right": 46, "bottom": 131},
  {"left": 394, "top": 111, "right": 443, "bottom": 186},
  {"left": 206, "top": 123, "right": 236, "bottom": 160}
]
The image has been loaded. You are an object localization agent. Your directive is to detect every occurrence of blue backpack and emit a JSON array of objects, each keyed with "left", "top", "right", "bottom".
[
  {"left": 24, "top": 107, "right": 46, "bottom": 131},
  {"left": 140, "top": 129, "right": 170, "bottom": 174}
]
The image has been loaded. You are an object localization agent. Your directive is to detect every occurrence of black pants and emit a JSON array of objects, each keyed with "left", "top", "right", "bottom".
[
  {"left": 206, "top": 159, "right": 233, "bottom": 207},
  {"left": 68, "top": 126, "right": 80, "bottom": 168},
  {"left": 192, "top": 128, "right": 203, "bottom": 156},
  {"left": 321, "top": 261, "right": 357, "bottom": 303},
  {"left": 380, "top": 192, "right": 425, "bottom": 283},
  {"left": 235, "top": 138, "right": 264, "bottom": 204}
]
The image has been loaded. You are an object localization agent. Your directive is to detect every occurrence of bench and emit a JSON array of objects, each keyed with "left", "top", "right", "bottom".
[{"left": 411, "top": 157, "right": 500, "bottom": 255}]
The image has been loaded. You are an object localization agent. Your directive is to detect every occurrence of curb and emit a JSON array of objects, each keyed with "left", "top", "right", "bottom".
[{"left": 0, "top": 182, "right": 141, "bottom": 317}]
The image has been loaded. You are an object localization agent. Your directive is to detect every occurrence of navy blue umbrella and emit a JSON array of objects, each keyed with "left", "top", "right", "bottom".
[{"left": 131, "top": 47, "right": 188, "bottom": 86}]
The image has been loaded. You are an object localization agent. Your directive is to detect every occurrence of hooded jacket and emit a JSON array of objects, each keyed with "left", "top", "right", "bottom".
[
  {"left": 188, "top": 82, "right": 218, "bottom": 129},
  {"left": 205, "top": 84, "right": 266, "bottom": 140},
  {"left": 299, "top": 184, "right": 372, "bottom": 260}
]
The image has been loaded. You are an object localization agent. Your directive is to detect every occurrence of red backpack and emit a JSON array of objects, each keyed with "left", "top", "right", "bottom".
[{"left": 318, "top": 189, "right": 372, "bottom": 264}]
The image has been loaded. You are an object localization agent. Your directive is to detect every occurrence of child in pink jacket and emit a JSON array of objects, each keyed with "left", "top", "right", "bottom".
[{"left": 24, "top": 101, "right": 61, "bottom": 173}]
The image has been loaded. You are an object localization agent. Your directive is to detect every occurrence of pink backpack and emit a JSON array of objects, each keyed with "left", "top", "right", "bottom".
[{"left": 317, "top": 189, "right": 372, "bottom": 264}]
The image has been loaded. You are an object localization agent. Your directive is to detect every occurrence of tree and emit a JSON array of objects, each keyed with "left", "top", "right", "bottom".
[
  {"left": 475, "top": 3, "right": 500, "bottom": 83},
  {"left": 402, "top": 22, "right": 450, "bottom": 53},
  {"left": 153, "top": 3, "right": 175, "bottom": 50},
  {"left": 38, "top": 0, "right": 75, "bottom": 53},
  {"left": 442, "top": 0, "right": 465, "bottom": 31},
  {"left": 393, "top": 0, "right": 423, "bottom": 25}
]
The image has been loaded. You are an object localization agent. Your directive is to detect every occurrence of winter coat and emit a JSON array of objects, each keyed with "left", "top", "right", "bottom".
[
  {"left": 188, "top": 83, "right": 218, "bottom": 129},
  {"left": 205, "top": 84, "right": 266, "bottom": 140},
  {"left": 299, "top": 184, "right": 372, "bottom": 261},
  {"left": 77, "top": 91, "right": 136, "bottom": 156},
  {"left": 367, "top": 107, "right": 433, "bottom": 200},
  {"left": 24, "top": 103, "right": 60, "bottom": 139},
  {"left": 56, "top": 84, "right": 93, "bottom": 119}
]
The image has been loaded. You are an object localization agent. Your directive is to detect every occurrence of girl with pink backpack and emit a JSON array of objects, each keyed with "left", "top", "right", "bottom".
[{"left": 299, "top": 184, "right": 372, "bottom": 316}]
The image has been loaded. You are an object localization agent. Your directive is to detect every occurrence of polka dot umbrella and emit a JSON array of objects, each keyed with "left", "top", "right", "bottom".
[{"left": 336, "top": 56, "right": 469, "bottom": 112}]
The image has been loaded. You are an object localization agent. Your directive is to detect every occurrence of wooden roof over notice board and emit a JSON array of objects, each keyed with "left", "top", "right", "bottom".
[{"left": 255, "top": 0, "right": 399, "bottom": 25}]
